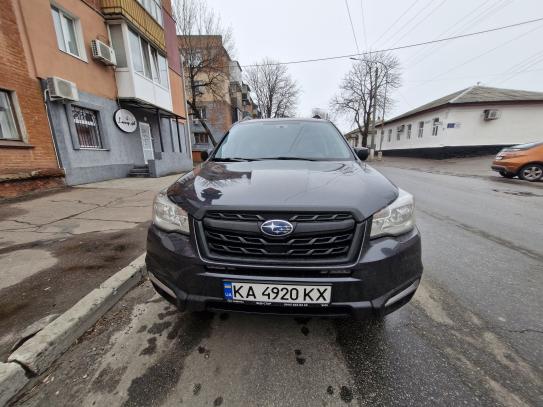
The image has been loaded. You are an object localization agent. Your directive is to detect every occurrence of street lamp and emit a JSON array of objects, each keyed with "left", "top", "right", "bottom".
[{"left": 349, "top": 57, "right": 389, "bottom": 155}]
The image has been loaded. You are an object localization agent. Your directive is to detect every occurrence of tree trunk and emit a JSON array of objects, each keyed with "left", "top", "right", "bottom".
[{"left": 187, "top": 100, "right": 217, "bottom": 147}]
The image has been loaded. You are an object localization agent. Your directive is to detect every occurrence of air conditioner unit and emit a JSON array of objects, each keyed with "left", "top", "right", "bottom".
[
  {"left": 47, "top": 77, "right": 79, "bottom": 101},
  {"left": 484, "top": 109, "right": 499, "bottom": 121},
  {"left": 91, "top": 39, "right": 117, "bottom": 66}
]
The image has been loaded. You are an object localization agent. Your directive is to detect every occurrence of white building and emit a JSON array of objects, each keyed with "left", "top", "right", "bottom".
[{"left": 346, "top": 86, "right": 543, "bottom": 157}]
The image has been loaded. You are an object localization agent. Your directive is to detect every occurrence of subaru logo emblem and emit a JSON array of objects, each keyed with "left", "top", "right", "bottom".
[{"left": 260, "top": 219, "right": 294, "bottom": 237}]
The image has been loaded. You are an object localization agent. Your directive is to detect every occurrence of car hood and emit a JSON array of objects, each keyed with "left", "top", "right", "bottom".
[{"left": 167, "top": 160, "right": 398, "bottom": 221}]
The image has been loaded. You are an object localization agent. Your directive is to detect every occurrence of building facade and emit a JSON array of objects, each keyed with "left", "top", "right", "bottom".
[
  {"left": 0, "top": 0, "right": 64, "bottom": 198},
  {"left": 2, "top": 0, "right": 192, "bottom": 193},
  {"left": 179, "top": 36, "right": 259, "bottom": 161},
  {"left": 377, "top": 86, "right": 543, "bottom": 157}
]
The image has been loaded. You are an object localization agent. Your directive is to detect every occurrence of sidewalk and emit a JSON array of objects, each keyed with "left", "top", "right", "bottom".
[
  {"left": 370, "top": 155, "right": 497, "bottom": 178},
  {"left": 0, "top": 174, "right": 182, "bottom": 361}
]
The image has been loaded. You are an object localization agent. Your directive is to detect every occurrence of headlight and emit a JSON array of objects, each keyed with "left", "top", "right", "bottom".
[
  {"left": 152, "top": 190, "right": 190, "bottom": 233},
  {"left": 370, "top": 189, "right": 415, "bottom": 238}
]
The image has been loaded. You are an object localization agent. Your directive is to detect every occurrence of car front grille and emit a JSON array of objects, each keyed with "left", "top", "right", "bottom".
[{"left": 195, "top": 211, "right": 365, "bottom": 266}]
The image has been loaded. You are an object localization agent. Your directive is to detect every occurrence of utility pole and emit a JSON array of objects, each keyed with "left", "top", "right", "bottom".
[
  {"left": 370, "top": 66, "right": 378, "bottom": 155},
  {"left": 379, "top": 81, "right": 387, "bottom": 152}
]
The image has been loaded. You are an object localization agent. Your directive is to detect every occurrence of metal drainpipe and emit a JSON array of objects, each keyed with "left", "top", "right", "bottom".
[
  {"left": 42, "top": 82, "right": 63, "bottom": 170},
  {"left": 180, "top": 55, "right": 192, "bottom": 159},
  {"left": 156, "top": 108, "right": 164, "bottom": 152}
]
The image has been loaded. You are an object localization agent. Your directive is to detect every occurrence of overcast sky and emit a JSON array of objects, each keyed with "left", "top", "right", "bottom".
[{"left": 207, "top": 0, "right": 543, "bottom": 131}]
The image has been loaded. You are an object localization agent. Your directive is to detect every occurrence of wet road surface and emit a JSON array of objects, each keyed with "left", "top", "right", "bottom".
[{"left": 14, "top": 167, "right": 543, "bottom": 407}]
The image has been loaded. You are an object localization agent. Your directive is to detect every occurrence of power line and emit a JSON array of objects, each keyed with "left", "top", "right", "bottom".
[
  {"left": 497, "top": 49, "right": 543, "bottom": 76},
  {"left": 407, "top": 0, "right": 514, "bottom": 67},
  {"left": 388, "top": 0, "right": 449, "bottom": 48},
  {"left": 360, "top": 0, "right": 368, "bottom": 49},
  {"left": 405, "top": 66, "right": 543, "bottom": 84},
  {"left": 496, "top": 62, "right": 543, "bottom": 85},
  {"left": 423, "top": 22, "right": 543, "bottom": 82},
  {"left": 404, "top": 0, "right": 497, "bottom": 65},
  {"left": 344, "top": 0, "right": 360, "bottom": 54},
  {"left": 371, "top": 0, "right": 422, "bottom": 48},
  {"left": 379, "top": 0, "right": 435, "bottom": 47},
  {"left": 492, "top": 49, "right": 543, "bottom": 85},
  {"left": 240, "top": 17, "right": 543, "bottom": 68}
]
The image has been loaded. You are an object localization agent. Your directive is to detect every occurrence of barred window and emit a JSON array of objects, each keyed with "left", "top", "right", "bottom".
[
  {"left": 0, "top": 90, "right": 21, "bottom": 140},
  {"left": 72, "top": 106, "right": 103, "bottom": 149},
  {"left": 194, "top": 132, "right": 209, "bottom": 144},
  {"left": 432, "top": 118, "right": 440, "bottom": 136}
]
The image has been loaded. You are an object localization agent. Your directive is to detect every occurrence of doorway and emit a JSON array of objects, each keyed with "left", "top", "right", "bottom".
[{"left": 139, "top": 122, "right": 154, "bottom": 163}]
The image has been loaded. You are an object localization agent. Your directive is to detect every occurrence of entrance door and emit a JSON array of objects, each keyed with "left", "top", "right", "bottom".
[{"left": 139, "top": 122, "right": 154, "bottom": 163}]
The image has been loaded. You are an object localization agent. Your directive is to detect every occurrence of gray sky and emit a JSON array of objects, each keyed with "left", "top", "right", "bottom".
[{"left": 207, "top": 0, "right": 543, "bottom": 131}]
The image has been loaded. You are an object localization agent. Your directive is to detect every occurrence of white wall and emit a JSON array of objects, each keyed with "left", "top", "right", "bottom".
[{"left": 379, "top": 104, "right": 543, "bottom": 150}]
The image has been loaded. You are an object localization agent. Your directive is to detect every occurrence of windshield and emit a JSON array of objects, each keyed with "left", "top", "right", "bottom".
[
  {"left": 212, "top": 121, "right": 354, "bottom": 161},
  {"left": 506, "top": 141, "right": 543, "bottom": 150}
]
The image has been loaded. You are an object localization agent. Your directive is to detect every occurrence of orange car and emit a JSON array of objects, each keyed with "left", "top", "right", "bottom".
[{"left": 492, "top": 141, "right": 543, "bottom": 182}]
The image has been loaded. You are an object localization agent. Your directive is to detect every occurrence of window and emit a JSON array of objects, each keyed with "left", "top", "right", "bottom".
[
  {"left": 0, "top": 90, "right": 21, "bottom": 140},
  {"left": 194, "top": 132, "right": 209, "bottom": 144},
  {"left": 109, "top": 25, "right": 127, "bottom": 68},
  {"left": 72, "top": 106, "right": 103, "bottom": 149},
  {"left": 189, "top": 51, "right": 203, "bottom": 67},
  {"left": 418, "top": 121, "right": 424, "bottom": 138},
  {"left": 140, "top": 38, "right": 152, "bottom": 79},
  {"left": 407, "top": 124, "right": 412, "bottom": 139},
  {"left": 387, "top": 129, "right": 392, "bottom": 142},
  {"left": 396, "top": 128, "right": 401, "bottom": 141},
  {"left": 51, "top": 6, "right": 84, "bottom": 58},
  {"left": 432, "top": 118, "right": 440, "bottom": 136},
  {"left": 129, "top": 30, "right": 143, "bottom": 74},
  {"left": 158, "top": 54, "right": 168, "bottom": 87},
  {"left": 193, "top": 80, "right": 205, "bottom": 95},
  {"left": 129, "top": 29, "right": 168, "bottom": 87},
  {"left": 197, "top": 107, "right": 207, "bottom": 120},
  {"left": 136, "top": 0, "right": 163, "bottom": 26}
]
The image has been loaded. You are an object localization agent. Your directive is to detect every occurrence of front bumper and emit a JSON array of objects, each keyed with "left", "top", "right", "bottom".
[
  {"left": 145, "top": 225, "right": 423, "bottom": 319},
  {"left": 491, "top": 160, "right": 520, "bottom": 174}
]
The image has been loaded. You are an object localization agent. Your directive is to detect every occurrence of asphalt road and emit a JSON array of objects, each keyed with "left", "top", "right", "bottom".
[{"left": 15, "top": 166, "right": 543, "bottom": 407}]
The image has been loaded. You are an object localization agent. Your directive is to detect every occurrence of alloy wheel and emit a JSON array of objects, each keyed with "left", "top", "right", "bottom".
[{"left": 521, "top": 165, "right": 543, "bottom": 181}]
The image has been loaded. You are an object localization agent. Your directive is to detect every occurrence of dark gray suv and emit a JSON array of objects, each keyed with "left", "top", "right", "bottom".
[{"left": 146, "top": 118, "right": 422, "bottom": 319}]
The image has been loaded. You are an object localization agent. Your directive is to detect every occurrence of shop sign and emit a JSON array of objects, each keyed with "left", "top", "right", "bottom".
[{"left": 114, "top": 109, "right": 137, "bottom": 133}]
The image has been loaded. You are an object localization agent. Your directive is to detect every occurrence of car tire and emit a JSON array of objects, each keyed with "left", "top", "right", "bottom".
[
  {"left": 499, "top": 170, "right": 515, "bottom": 178},
  {"left": 519, "top": 164, "right": 543, "bottom": 182}
]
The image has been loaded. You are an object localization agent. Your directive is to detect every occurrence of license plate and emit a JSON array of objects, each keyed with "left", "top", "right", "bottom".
[{"left": 223, "top": 281, "right": 331, "bottom": 305}]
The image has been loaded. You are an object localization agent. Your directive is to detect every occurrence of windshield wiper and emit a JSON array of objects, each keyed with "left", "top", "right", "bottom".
[
  {"left": 257, "top": 156, "right": 317, "bottom": 161},
  {"left": 212, "top": 157, "right": 261, "bottom": 162}
]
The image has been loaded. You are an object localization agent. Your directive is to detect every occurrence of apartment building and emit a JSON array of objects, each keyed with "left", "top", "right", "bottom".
[
  {"left": 2, "top": 0, "right": 192, "bottom": 193},
  {"left": 178, "top": 36, "right": 259, "bottom": 161},
  {"left": 0, "top": 0, "right": 64, "bottom": 198}
]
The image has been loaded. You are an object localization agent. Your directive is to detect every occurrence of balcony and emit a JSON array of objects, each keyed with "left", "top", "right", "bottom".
[{"left": 101, "top": 0, "right": 165, "bottom": 52}]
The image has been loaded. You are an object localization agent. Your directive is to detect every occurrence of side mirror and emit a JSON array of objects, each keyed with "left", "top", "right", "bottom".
[
  {"left": 354, "top": 147, "right": 369, "bottom": 161},
  {"left": 200, "top": 148, "right": 213, "bottom": 161}
]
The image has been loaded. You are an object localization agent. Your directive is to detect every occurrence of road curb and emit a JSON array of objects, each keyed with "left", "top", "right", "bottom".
[
  {"left": 7, "top": 253, "right": 146, "bottom": 382},
  {"left": 0, "top": 362, "right": 28, "bottom": 407}
]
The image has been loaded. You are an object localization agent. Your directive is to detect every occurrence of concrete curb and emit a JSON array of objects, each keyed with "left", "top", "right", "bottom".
[
  {"left": 7, "top": 253, "right": 147, "bottom": 380},
  {"left": 0, "top": 363, "right": 28, "bottom": 407}
]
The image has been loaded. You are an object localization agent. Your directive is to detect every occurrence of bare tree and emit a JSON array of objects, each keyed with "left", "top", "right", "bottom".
[
  {"left": 245, "top": 59, "right": 300, "bottom": 119},
  {"left": 330, "top": 52, "right": 401, "bottom": 147},
  {"left": 174, "top": 0, "right": 234, "bottom": 145}
]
